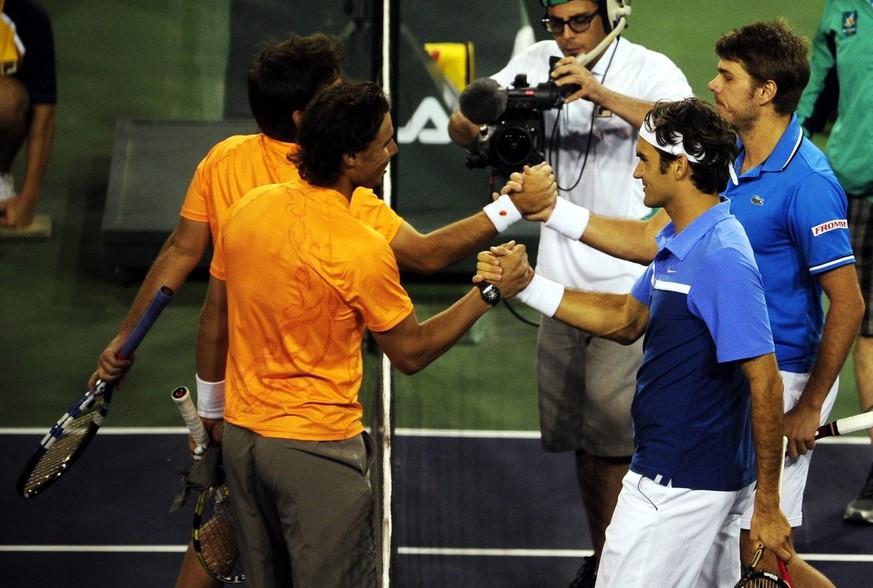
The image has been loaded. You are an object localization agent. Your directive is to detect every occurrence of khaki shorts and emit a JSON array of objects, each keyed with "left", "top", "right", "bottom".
[
  {"left": 849, "top": 196, "right": 873, "bottom": 336},
  {"left": 536, "top": 315, "right": 641, "bottom": 457}
]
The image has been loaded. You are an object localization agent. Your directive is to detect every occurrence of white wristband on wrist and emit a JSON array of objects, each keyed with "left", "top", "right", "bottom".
[
  {"left": 196, "top": 374, "right": 226, "bottom": 419},
  {"left": 544, "top": 197, "right": 590, "bottom": 240},
  {"left": 483, "top": 194, "right": 523, "bottom": 233},
  {"left": 516, "top": 273, "right": 565, "bottom": 317}
]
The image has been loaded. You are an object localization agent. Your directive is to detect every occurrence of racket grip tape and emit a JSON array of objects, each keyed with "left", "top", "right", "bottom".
[
  {"left": 815, "top": 411, "right": 873, "bottom": 439},
  {"left": 172, "top": 386, "right": 211, "bottom": 448},
  {"left": 829, "top": 411, "right": 873, "bottom": 436},
  {"left": 118, "top": 286, "right": 174, "bottom": 359}
]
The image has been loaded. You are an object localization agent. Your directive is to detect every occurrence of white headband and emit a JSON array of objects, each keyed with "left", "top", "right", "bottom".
[{"left": 638, "top": 124, "right": 703, "bottom": 164}]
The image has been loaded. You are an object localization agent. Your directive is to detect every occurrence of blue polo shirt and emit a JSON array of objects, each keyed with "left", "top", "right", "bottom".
[
  {"left": 724, "top": 115, "right": 854, "bottom": 373},
  {"left": 629, "top": 201, "right": 774, "bottom": 491}
]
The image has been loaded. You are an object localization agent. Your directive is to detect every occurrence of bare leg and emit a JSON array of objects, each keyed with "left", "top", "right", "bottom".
[
  {"left": 0, "top": 77, "right": 29, "bottom": 173},
  {"left": 854, "top": 336, "right": 873, "bottom": 444},
  {"left": 174, "top": 540, "right": 224, "bottom": 588}
]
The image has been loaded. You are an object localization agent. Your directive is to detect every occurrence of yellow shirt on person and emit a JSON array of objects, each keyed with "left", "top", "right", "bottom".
[
  {"left": 180, "top": 134, "right": 403, "bottom": 245},
  {"left": 211, "top": 178, "right": 414, "bottom": 441}
]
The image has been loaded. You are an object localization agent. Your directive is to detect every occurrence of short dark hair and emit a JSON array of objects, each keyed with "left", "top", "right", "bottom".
[
  {"left": 246, "top": 33, "right": 344, "bottom": 141},
  {"left": 644, "top": 98, "right": 738, "bottom": 195},
  {"left": 715, "top": 19, "right": 810, "bottom": 115},
  {"left": 291, "top": 81, "right": 390, "bottom": 187}
]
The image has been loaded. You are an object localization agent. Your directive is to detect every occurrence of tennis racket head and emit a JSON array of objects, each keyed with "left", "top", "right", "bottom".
[
  {"left": 16, "top": 382, "right": 113, "bottom": 499},
  {"left": 193, "top": 483, "right": 245, "bottom": 583},
  {"left": 735, "top": 546, "right": 792, "bottom": 588},
  {"left": 736, "top": 570, "right": 792, "bottom": 587},
  {"left": 16, "top": 286, "right": 173, "bottom": 499}
]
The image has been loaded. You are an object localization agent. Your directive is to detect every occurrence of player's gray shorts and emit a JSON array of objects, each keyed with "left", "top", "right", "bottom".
[
  {"left": 223, "top": 424, "right": 378, "bottom": 587},
  {"left": 536, "top": 315, "right": 641, "bottom": 457}
]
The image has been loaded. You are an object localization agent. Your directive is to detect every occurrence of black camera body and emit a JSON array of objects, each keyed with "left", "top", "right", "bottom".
[{"left": 465, "top": 58, "right": 579, "bottom": 177}]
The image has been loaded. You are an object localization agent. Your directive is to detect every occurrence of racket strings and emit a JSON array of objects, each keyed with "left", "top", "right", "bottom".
[
  {"left": 20, "top": 401, "right": 104, "bottom": 496},
  {"left": 212, "top": 488, "right": 234, "bottom": 523},
  {"left": 195, "top": 484, "right": 244, "bottom": 582}
]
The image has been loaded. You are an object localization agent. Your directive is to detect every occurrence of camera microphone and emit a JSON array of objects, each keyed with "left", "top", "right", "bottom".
[{"left": 459, "top": 78, "right": 508, "bottom": 125}]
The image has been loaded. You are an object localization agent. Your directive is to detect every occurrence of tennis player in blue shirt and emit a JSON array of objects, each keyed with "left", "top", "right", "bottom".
[{"left": 479, "top": 97, "right": 792, "bottom": 587}]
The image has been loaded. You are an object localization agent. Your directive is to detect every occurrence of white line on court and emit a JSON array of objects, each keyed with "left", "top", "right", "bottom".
[
  {"left": 398, "top": 547, "right": 873, "bottom": 562},
  {"left": 3, "top": 545, "right": 871, "bottom": 563},
  {"left": 1, "top": 427, "right": 867, "bottom": 443},
  {"left": 1, "top": 429, "right": 870, "bottom": 564},
  {"left": 0, "top": 545, "right": 187, "bottom": 553}
]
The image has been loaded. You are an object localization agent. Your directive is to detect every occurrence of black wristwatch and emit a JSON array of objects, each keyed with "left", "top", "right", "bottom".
[{"left": 476, "top": 282, "right": 501, "bottom": 306}]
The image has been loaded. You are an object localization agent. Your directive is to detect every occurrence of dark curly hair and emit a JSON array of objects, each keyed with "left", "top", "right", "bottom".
[
  {"left": 644, "top": 98, "right": 739, "bottom": 195},
  {"left": 715, "top": 19, "right": 810, "bottom": 115},
  {"left": 246, "top": 33, "right": 344, "bottom": 141},
  {"left": 290, "top": 81, "right": 390, "bottom": 187}
]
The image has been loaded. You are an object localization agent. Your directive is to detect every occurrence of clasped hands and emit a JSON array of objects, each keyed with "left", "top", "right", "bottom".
[
  {"left": 472, "top": 240, "right": 534, "bottom": 299},
  {"left": 474, "top": 163, "right": 558, "bottom": 290},
  {"left": 495, "top": 161, "right": 558, "bottom": 221}
]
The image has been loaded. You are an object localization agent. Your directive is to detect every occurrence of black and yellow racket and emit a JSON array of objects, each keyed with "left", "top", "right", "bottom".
[{"left": 171, "top": 385, "right": 245, "bottom": 584}]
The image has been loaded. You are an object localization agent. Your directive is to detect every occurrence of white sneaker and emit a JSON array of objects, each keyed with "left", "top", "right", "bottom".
[{"left": 0, "top": 173, "right": 14, "bottom": 200}]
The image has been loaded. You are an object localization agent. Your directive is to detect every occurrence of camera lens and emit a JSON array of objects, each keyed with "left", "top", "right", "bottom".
[{"left": 494, "top": 127, "right": 534, "bottom": 167}]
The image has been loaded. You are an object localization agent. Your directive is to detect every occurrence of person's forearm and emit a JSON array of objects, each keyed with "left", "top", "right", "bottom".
[
  {"left": 581, "top": 211, "right": 664, "bottom": 265},
  {"left": 392, "top": 215, "right": 498, "bottom": 275},
  {"left": 553, "top": 289, "right": 646, "bottom": 344},
  {"left": 583, "top": 86, "right": 655, "bottom": 130},
  {"left": 800, "top": 292, "right": 864, "bottom": 412},
  {"left": 798, "top": 267, "right": 864, "bottom": 413},
  {"left": 745, "top": 355, "right": 785, "bottom": 501},
  {"left": 116, "top": 240, "right": 202, "bottom": 338},
  {"left": 195, "top": 278, "right": 228, "bottom": 382},
  {"left": 745, "top": 354, "right": 793, "bottom": 562},
  {"left": 386, "top": 289, "right": 492, "bottom": 375},
  {"left": 380, "top": 241, "right": 531, "bottom": 374}
]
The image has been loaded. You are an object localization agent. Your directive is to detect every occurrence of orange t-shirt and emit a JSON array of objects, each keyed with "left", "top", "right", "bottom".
[
  {"left": 211, "top": 179, "right": 414, "bottom": 440},
  {"left": 180, "top": 134, "right": 403, "bottom": 243}
]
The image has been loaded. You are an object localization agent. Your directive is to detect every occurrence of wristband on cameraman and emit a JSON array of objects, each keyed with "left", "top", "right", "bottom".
[
  {"left": 196, "top": 374, "right": 226, "bottom": 419},
  {"left": 544, "top": 197, "right": 590, "bottom": 241},
  {"left": 483, "top": 194, "right": 523, "bottom": 233},
  {"left": 516, "top": 273, "right": 565, "bottom": 317}
]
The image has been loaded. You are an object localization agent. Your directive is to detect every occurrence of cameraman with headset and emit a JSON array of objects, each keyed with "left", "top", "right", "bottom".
[{"left": 448, "top": 2, "right": 691, "bottom": 585}]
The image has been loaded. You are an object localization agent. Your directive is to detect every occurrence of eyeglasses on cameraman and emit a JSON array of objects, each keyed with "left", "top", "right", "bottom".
[{"left": 541, "top": 11, "right": 599, "bottom": 35}]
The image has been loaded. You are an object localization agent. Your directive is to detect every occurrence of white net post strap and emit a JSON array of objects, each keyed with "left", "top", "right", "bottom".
[{"left": 379, "top": 1, "right": 396, "bottom": 587}]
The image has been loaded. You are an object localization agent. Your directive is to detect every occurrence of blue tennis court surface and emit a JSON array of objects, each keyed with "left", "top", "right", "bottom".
[{"left": 2, "top": 430, "right": 871, "bottom": 587}]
